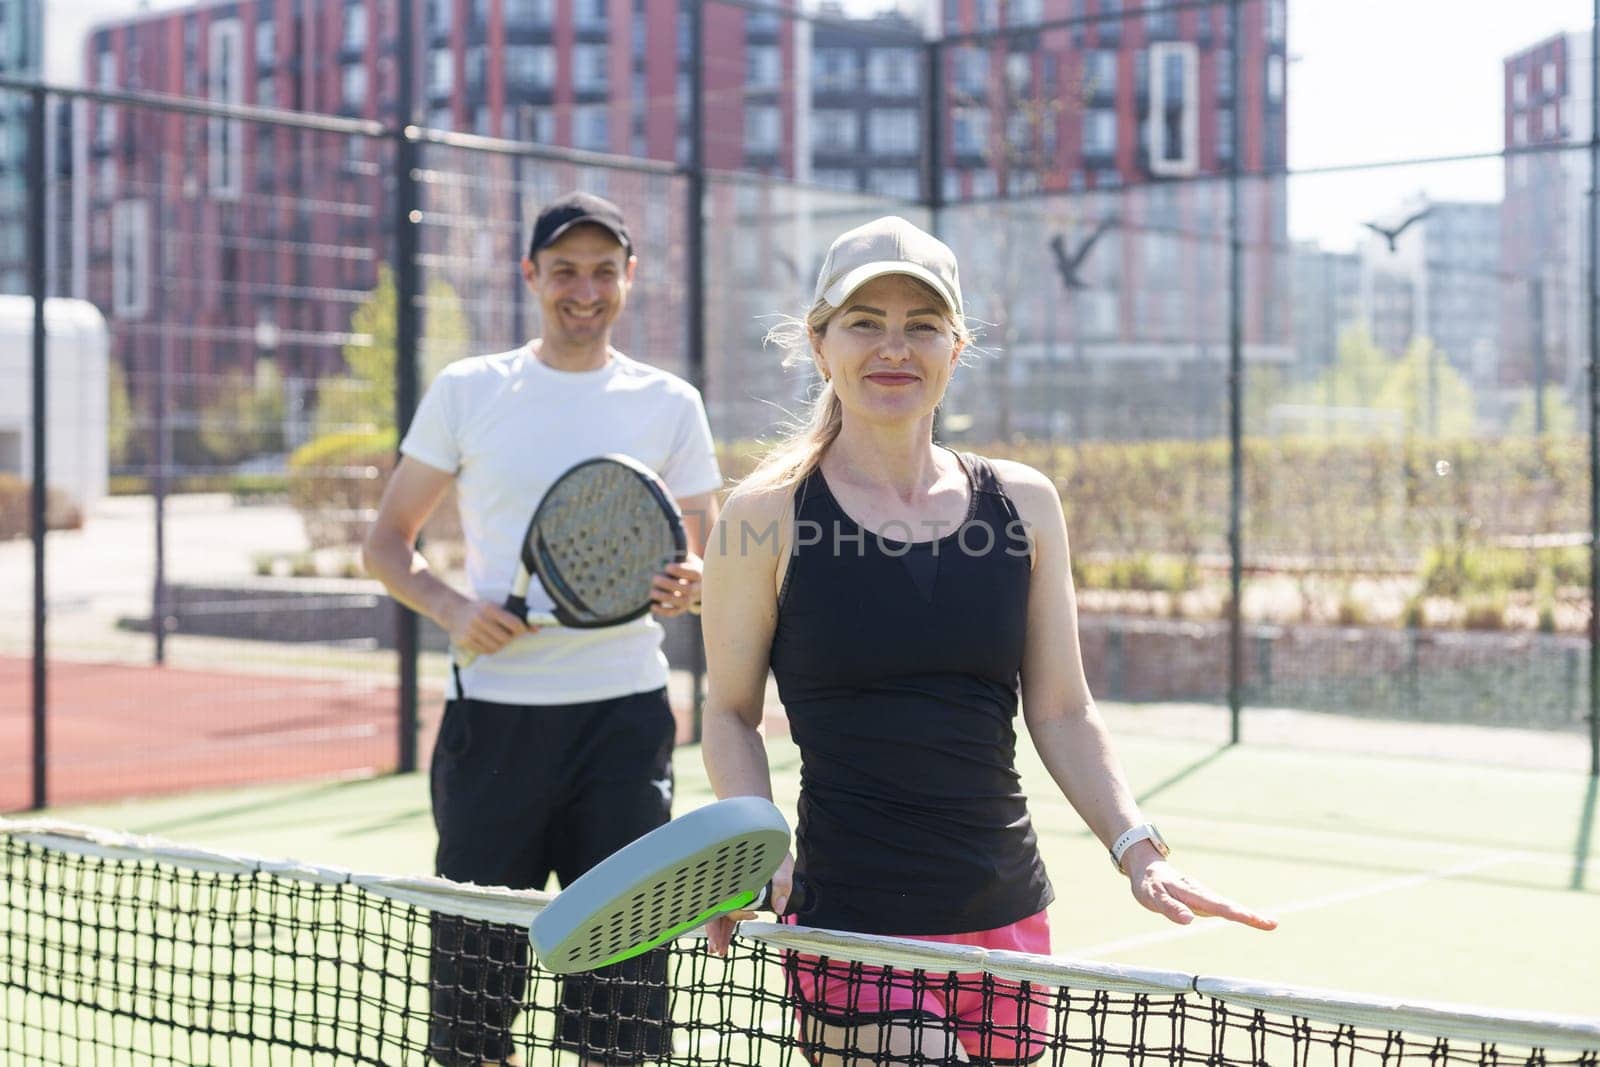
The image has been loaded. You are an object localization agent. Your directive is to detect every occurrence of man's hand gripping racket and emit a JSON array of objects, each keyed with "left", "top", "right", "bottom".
[{"left": 457, "top": 454, "right": 688, "bottom": 667}]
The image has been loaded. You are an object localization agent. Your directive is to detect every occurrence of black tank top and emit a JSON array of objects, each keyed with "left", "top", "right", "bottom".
[{"left": 769, "top": 451, "right": 1054, "bottom": 935}]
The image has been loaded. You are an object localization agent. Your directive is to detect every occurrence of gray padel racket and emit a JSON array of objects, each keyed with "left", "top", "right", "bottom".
[
  {"left": 459, "top": 454, "right": 686, "bottom": 666},
  {"left": 529, "top": 796, "right": 790, "bottom": 974}
]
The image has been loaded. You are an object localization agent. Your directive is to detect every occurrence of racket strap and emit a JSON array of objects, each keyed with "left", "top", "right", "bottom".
[{"left": 451, "top": 660, "right": 465, "bottom": 701}]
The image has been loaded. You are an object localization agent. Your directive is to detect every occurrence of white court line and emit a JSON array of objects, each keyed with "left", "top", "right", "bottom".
[{"left": 1070, "top": 850, "right": 1523, "bottom": 958}]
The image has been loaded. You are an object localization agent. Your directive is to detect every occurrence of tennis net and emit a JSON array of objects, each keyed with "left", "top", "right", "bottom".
[{"left": 3, "top": 818, "right": 1597, "bottom": 1066}]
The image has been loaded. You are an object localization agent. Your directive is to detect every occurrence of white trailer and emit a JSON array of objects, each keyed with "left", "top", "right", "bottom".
[{"left": 0, "top": 296, "right": 109, "bottom": 513}]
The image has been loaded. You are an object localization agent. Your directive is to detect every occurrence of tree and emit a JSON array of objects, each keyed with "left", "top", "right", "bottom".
[
  {"left": 1377, "top": 337, "right": 1475, "bottom": 438},
  {"left": 1282, "top": 327, "right": 1476, "bottom": 439},
  {"left": 316, "top": 265, "right": 473, "bottom": 437},
  {"left": 107, "top": 359, "right": 136, "bottom": 467},
  {"left": 197, "top": 362, "right": 287, "bottom": 465},
  {"left": 1506, "top": 386, "right": 1578, "bottom": 436}
]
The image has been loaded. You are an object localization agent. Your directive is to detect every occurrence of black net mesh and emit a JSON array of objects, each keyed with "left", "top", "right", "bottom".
[{"left": 4, "top": 824, "right": 1597, "bottom": 1066}]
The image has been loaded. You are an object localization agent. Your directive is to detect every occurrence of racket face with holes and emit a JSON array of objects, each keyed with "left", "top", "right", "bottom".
[
  {"left": 526, "top": 454, "right": 686, "bottom": 628},
  {"left": 529, "top": 796, "right": 791, "bottom": 974}
]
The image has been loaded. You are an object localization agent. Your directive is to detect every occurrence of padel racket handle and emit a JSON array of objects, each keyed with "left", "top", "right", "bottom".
[
  {"left": 453, "top": 601, "right": 557, "bottom": 670},
  {"left": 751, "top": 873, "right": 813, "bottom": 918}
]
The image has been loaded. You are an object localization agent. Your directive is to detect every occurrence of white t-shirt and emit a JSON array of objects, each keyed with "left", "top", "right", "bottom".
[{"left": 401, "top": 344, "right": 722, "bottom": 704}]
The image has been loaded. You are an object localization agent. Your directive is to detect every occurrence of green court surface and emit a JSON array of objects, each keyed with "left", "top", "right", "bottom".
[{"left": 42, "top": 723, "right": 1600, "bottom": 1023}]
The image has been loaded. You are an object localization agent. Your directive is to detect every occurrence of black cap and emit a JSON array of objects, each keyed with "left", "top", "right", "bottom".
[{"left": 528, "top": 192, "right": 633, "bottom": 259}]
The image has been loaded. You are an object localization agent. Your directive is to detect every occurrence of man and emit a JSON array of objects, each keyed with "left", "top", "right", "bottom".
[{"left": 363, "top": 192, "right": 721, "bottom": 1066}]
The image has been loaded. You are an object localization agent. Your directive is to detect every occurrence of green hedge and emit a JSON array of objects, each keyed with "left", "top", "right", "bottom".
[
  {"left": 721, "top": 433, "right": 1591, "bottom": 599},
  {"left": 719, "top": 435, "right": 1587, "bottom": 571}
]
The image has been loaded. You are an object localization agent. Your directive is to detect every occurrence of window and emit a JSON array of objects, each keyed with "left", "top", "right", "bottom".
[
  {"left": 519, "top": 105, "right": 554, "bottom": 143},
  {"left": 970, "top": 169, "right": 997, "bottom": 198},
  {"left": 574, "top": 105, "right": 609, "bottom": 151},
  {"left": 867, "top": 49, "right": 919, "bottom": 96},
  {"left": 1512, "top": 71, "right": 1528, "bottom": 105},
  {"left": 1006, "top": 52, "right": 1031, "bottom": 97},
  {"left": 506, "top": 45, "right": 555, "bottom": 89},
  {"left": 96, "top": 49, "right": 115, "bottom": 87},
  {"left": 95, "top": 106, "right": 116, "bottom": 149},
  {"left": 208, "top": 19, "right": 243, "bottom": 199},
  {"left": 812, "top": 168, "right": 858, "bottom": 192},
  {"left": 868, "top": 109, "right": 919, "bottom": 154},
  {"left": 953, "top": 47, "right": 988, "bottom": 98},
  {"left": 342, "top": 63, "right": 368, "bottom": 108},
  {"left": 1216, "top": 48, "right": 1233, "bottom": 98},
  {"left": 747, "top": 10, "right": 782, "bottom": 34},
  {"left": 1541, "top": 59, "right": 1557, "bottom": 94},
  {"left": 97, "top": 157, "right": 117, "bottom": 199},
  {"left": 256, "top": 75, "right": 276, "bottom": 107},
  {"left": 812, "top": 110, "right": 858, "bottom": 153},
  {"left": 1083, "top": 109, "right": 1116, "bottom": 155},
  {"left": 112, "top": 199, "right": 150, "bottom": 318},
  {"left": 574, "top": 0, "right": 607, "bottom": 29},
  {"left": 1006, "top": 0, "right": 1042, "bottom": 24},
  {"left": 475, "top": 105, "right": 495, "bottom": 136},
  {"left": 505, "top": 0, "right": 554, "bottom": 24},
  {"left": 1006, "top": 110, "right": 1034, "bottom": 151},
  {"left": 1147, "top": 45, "right": 1199, "bottom": 174},
  {"left": 255, "top": 19, "right": 275, "bottom": 66},
  {"left": 747, "top": 45, "right": 781, "bottom": 90},
  {"left": 1542, "top": 102, "right": 1557, "bottom": 137},
  {"left": 1084, "top": 50, "right": 1116, "bottom": 96},
  {"left": 1216, "top": 107, "right": 1234, "bottom": 160},
  {"left": 867, "top": 170, "right": 919, "bottom": 199},
  {"left": 813, "top": 49, "right": 858, "bottom": 93},
  {"left": 429, "top": 49, "right": 454, "bottom": 98},
  {"left": 745, "top": 105, "right": 780, "bottom": 153},
  {"left": 1265, "top": 53, "right": 1284, "bottom": 104},
  {"left": 953, "top": 107, "right": 989, "bottom": 155},
  {"left": 343, "top": 3, "right": 367, "bottom": 51},
  {"left": 429, "top": 106, "right": 453, "bottom": 132},
  {"left": 1512, "top": 113, "right": 1526, "bottom": 144},
  {"left": 574, "top": 44, "right": 608, "bottom": 92},
  {"left": 1267, "top": 0, "right": 1285, "bottom": 43},
  {"left": 427, "top": 0, "right": 451, "bottom": 35}
]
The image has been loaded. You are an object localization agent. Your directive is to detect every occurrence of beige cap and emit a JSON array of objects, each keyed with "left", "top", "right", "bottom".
[{"left": 812, "top": 216, "right": 963, "bottom": 320}]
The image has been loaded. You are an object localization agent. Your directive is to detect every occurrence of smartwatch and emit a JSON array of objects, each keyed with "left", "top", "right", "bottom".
[{"left": 1110, "top": 823, "right": 1169, "bottom": 874}]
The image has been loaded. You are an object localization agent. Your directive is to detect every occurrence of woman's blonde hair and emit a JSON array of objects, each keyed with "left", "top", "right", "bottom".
[{"left": 738, "top": 279, "right": 974, "bottom": 497}]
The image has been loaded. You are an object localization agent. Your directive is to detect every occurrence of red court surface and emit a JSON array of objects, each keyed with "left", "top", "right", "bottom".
[
  {"left": 0, "top": 656, "right": 442, "bottom": 811},
  {"left": 0, "top": 657, "right": 739, "bottom": 811}
]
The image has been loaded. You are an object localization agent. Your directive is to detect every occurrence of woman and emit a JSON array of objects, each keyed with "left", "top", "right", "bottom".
[{"left": 700, "top": 216, "right": 1274, "bottom": 1065}]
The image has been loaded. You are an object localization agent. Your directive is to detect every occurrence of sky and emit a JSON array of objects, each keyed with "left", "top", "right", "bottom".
[{"left": 40, "top": 0, "right": 1598, "bottom": 252}]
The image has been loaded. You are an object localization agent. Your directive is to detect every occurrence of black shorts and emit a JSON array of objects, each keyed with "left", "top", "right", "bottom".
[{"left": 426, "top": 688, "right": 677, "bottom": 1066}]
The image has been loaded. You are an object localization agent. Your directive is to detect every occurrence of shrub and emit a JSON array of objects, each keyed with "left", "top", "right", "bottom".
[
  {"left": 1460, "top": 592, "right": 1509, "bottom": 631},
  {"left": 287, "top": 430, "right": 396, "bottom": 549},
  {"left": 0, "top": 476, "right": 83, "bottom": 540},
  {"left": 287, "top": 429, "right": 460, "bottom": 550}
]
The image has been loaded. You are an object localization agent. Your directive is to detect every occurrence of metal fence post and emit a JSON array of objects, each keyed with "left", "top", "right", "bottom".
[
  {"left": 394, "top": 0, "right": 421, "bottom": 774},
  {"left": 686, "top": 0, "right": 708, "bottom": 744},
  {"left": 1588, "top": 0, "right": 1599, "bottom": 776},
  {"left": 1226, "top": 0, "right": 1245, "bottom": 746},
  {"left": 28, "top": 86, "right": 48, "bottom": 810}
]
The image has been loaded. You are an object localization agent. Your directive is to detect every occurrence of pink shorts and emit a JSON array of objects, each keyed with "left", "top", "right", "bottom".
[{"left": 784, "top": 910, "right": 1051, "bottom": 1065}]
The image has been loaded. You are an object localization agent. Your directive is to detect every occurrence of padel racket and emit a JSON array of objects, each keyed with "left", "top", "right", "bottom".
[
  {"left": 458, "top": 453, "right": 686, "bottom": 666},
  {"left": 529, "top": 796, "right": 791, "bottom": 974}
]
